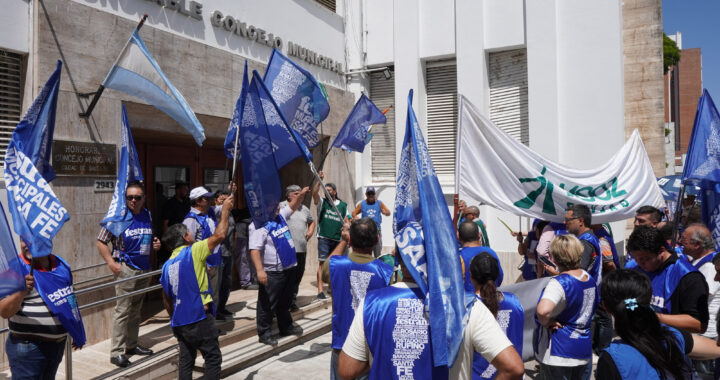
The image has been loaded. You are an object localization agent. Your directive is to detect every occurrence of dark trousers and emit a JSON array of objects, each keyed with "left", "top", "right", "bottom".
[
  {"left": 292, "top": 252, "right": 307, "bottom": 305},
  {"left": 218, "top": 255, "right": 233, "bottom": 313},
  {"left": 539, "top": 361, "right": 592, "bottom": 380},
  {"left": 257, "top": 269, "right": 296, "bottom": 337},
  {"left": 172, "top": 314, "right": 222, "bottom": 380}
]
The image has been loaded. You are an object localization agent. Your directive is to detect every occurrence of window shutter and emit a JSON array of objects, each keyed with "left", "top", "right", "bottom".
[
  {"left": 489, "top": 49, "right": 529, "bottom": 145},
  {"left": 0, "top": 51, "right": 23, "bottom": 161},
  {"left": 315, "top": 0, "right": 336, "bottom": 13},
  {"left": 426, "top": 60, "right": 458, "bottom": 178},
  {"left": 369, "top": 69, "right": 395, "bottom": 181}
]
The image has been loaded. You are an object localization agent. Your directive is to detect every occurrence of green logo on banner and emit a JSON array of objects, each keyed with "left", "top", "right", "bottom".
[{"left": 514, "top": 166, "right": 557, "bottom": 215}]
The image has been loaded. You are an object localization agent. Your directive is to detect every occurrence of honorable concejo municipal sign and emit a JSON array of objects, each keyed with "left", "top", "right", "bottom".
[{"left": 52, "top": 140, "right": 117, "bottom": 177}]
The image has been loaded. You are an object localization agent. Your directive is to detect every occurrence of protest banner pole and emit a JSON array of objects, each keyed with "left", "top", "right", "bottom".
[
  {"left": 452, "top": 194, "right": 459, "bottom": 229},
  {"left": 79, "top": 14, "right": 148, "bottom": 118},
  {"left": 670, "top": 184, "right": 686, "bottom": 248}
]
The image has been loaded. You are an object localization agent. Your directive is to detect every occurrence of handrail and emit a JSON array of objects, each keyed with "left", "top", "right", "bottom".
[
  {"left": 79, "top": 284, "right": 163, "bottom": 311},
  {"left": 74, "top": 269, "right": 162, "bottom": 296},
  {"left": 71, "top": 262, "right": 108, "bottom": 273},
  {"left": 74, "top": 274, "right": 114, "bottom": 287}
]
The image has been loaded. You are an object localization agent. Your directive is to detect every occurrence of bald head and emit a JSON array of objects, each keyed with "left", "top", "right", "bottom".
[
  {"left": 681, "top": 223, "right": 715, "bottom": 259},
  {"left": 459, "top": 221, "right": 480, "bottom": 244},
  {"left": 464, "top": 206, "right": 480, "bottom": 221}
]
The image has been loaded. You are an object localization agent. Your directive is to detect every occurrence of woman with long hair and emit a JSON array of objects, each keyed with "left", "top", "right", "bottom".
[
  {"left": 597, "top": 269, "right": 693, "bottom": 379},
  {"left": 534, "top": 234, "right": 596, "bottom": 380},
  {"left": 469, "top": 252, "right": 524, "bottom": 379}
]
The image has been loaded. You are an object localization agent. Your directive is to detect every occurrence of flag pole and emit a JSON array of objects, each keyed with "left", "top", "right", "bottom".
[
  {"left": 79, "top": 14, "right": 149, "bottom": 118},
  {"left": 670, "top": 184, "right": 686, "bottom": 248}
]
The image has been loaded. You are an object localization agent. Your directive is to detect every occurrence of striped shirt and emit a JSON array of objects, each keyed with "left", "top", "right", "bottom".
[
  {"left": 97, "top": 226, "right": 124, "bottom": 259},
  {"left": 8, "top": 288, "right": 66, "bottom": 339}
]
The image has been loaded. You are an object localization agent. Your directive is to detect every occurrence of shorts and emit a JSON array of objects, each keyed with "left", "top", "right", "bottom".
[{"left": 318, "top": 237, "right": 340, "bottom": 262}]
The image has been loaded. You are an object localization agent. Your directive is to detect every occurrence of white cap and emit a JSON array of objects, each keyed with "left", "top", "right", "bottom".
[{"left": 189, "top": 186, "right": 213, "bottom": 201}]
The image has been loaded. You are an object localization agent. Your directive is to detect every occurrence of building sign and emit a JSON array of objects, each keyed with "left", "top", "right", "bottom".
[
  {"left": 94, "top": 179, "right": 116, "bottom": 192},
  {"left": 142, "top": 0, "right": 344, "bottom": 73},
  {"left": 52, "top": 140, "right": 117, "bottom": 177}
]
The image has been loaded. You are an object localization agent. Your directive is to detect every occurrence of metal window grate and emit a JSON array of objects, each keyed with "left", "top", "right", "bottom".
[
  {"left": 0, "top": 50, "right": 23, "bottom": 162},
  {"left": 489, "top": 49, "right": 529, "bottom": 145},
  {"left": 369, "top": 69, "right": 395, "bottom": 181},
  {"left": 315, "top": 0, "right": 336, "bottom": 12},
  {"left": 425, "top": 60, "right": 458, "bottom": 177}
]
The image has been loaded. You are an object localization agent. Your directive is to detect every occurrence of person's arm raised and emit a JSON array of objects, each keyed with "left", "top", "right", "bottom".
[
  {"left": 207, "top": 195, "right": 234, "bottom": 252},
  {"left": 289, "top": 187, "right": 310, "bottom": 213}
]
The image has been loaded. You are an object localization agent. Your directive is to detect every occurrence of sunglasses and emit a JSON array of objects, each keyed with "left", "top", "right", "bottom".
[
  {"left": 564, "top": 217, "right": 579, "bottom": 222},
  {"left": 126, "top": 195, "right": 144, "bottom": 201}
]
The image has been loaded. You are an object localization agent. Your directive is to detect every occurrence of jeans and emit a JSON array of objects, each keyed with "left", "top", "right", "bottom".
[
  {"left": 331, "top": 348, "right": 368, "bottom": 380},
  {"left": 172, "top": 314, "right": 221, "bottom": 380},
  {"left": 217, "top": 255, "right": 233, "bottom": 313},
  {"left": 539, "top": 361, "right": 592, "bottom": 380},
  {"left": 6, "top": 334, "right": 66, "bottom": 380},
  {"left": 257, "top": 269, "right": 296, "bottom": 337},
  {"left": 318, "top": 237, "right": 340, "bottom": 262},
  {"left": 292, "top": 252, "right": 307, "bottom": 305}
]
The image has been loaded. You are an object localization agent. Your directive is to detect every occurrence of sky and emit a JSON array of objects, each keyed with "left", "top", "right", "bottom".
[{"left": 663, "top": 1, "right": 720, "bottom": 98}]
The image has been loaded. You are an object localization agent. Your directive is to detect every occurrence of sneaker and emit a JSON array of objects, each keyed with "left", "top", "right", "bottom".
[
  {"left": 280, "top": 325, "right": 303, "bottom": 337},
  {"left": 258, "top": 334, "right": 278, "bottom": 346},
  {"left": 317, "top": 292, "right": 327, "bottom": 300}
]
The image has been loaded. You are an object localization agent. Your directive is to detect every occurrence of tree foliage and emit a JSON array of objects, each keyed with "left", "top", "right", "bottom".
[{"left": 663, "top": 33, "right": 681, "bottom": 74}]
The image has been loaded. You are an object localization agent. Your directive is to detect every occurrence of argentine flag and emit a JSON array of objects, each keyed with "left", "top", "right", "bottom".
[{"left": 103, "top": 30, "right": 205, "bottom": 146}]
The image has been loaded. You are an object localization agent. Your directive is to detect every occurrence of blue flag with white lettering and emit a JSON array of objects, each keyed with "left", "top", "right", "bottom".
[
  {"left": 241, "top": 72, "right": 286, "bottom": 229},
  {"left": 0, "top": 201, "right": 27, "bottom": 299},
  {"left": 13, "top": 60, "right": 62, "bottom": 182},
  {"left": 100, "top": 105, "right": 144, "bottom": 237},
  {"left": 393, "top": 90, "right": 466, "bottom": 367},
  {"left": 331, "top": 93, "right": 386, "bottom": 153},
  {"left": 683, "top": 90, "right": 720, "bottom": 248},
  {"left": 263, "top": 49, "right": 329, "bottom": 149},
  {"left": 224, "top": 60, "right": 250, "bottom": 161}
]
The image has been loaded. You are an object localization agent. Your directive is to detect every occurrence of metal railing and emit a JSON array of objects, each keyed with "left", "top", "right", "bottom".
[{"left": 0, "top": 267, "right": 165, "bottom": 379}]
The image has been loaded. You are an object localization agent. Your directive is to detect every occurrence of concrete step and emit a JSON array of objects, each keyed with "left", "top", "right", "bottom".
[{"left": 103, "top": 297, "right": 332, "bottom": 380}]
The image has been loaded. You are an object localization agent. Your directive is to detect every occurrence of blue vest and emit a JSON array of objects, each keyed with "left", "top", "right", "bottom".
[
  {"left": 20, "top": 255, "right": 86, "bottom": 347},
  {"left": 603, "top": 326, "right": 687, "bottom": 380},
  {"left": 363, "top": 285, "right": 448, "bottom": 380},
  {"left": 265, "top": 214, "right": 297, "bottom": 268},
  {"left": 594, "top": 227, "right": 620, "bottom": 269},
  {"left": 119, "top": 208, "right": 153, "bottom": 270},
  {"left": 522, "top": 231, "right": 539, "bottom": 281},
  {"left": 692, "top": 251, "right": 718, "bottom": 270},
  {"left": 460, "top": 246, "right": 504, "bottom": 292},
  {"left": 329, "top": 255, "right": 393, "bottom": 349},
  {"left": 361, "top": 200, "right": 383, "bottom": 230},
  {"left": 185, "top": 209, "right": 220, "bottom": 267},
  {"left": 627, "top": 256, "right": 696, "bottom": 314},
  {"left": 535, "top": 273, "right": 597, "bottom": 360},
  {"left": 472, "top": 292, "right": 524, "bottom": 379},
  {"left": 549, "top": 222, "right": 567, "bottom": 235},
  {"left": 160, "top": 245, "right": 214, "bottom": 327}
]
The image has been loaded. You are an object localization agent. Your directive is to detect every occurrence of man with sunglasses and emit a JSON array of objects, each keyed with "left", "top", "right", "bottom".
[{"left": 96, "top": 181, "right": 161, "bottom": 367}]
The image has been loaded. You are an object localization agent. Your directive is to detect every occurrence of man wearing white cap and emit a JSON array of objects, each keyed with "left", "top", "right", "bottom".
[{"left": 183, "top": 186, "right": 224, "bottom": 318}]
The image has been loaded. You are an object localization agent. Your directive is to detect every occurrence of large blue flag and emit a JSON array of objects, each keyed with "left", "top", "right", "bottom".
[
  {"left": 13, "top": 60, "right": 62, "bottom": 182},
  {"left": 100, "top": 105, "right": 144, "bottom": 237},
  {"left": 103, "top": 30, "right": 206, "bottom": 146},
  {"left": 263, "top": 49, "right": 330, "bottom": 149},
  {"left": 330, "top": 93, "right": 386, "bottom": 153},
  {"left": 393, "top": 89, "right": 466, "bottom": 367},
  {"left": 0, "top": 200, "right": 27, "bottom": 299},
  {"left": 224, "top": 61, "right": 250, "bottom": 161},
  {"left": 242, "top": 72, "right": 295, "bottom": 228},
  {"left": 683, "top": 90, "right": 720, "bottom": 247}
]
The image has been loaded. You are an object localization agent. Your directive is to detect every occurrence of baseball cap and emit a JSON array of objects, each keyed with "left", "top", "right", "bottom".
[
  {"left": 285, "top": 184, "right": 301, "bottom": 196},
  {"left": 365, "top": 186, "right": 376, "bottom": 194},
  {"left": 189, "top": 186, "right": 213, "bottom": 201}
]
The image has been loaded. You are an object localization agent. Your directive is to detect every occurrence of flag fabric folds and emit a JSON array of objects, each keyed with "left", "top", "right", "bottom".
[
  {"left": 263, "top": 49, "right": 329, "bottom": 149},
  {"left": 682, "top": 90, "right": 720, "bottom": 248},
  {"left": 100, "top": 105, "right": 144, "bottom": 237},
  {"left": 394, "top": 89, "right": 466, "bottom": 367},
  {"left": 224, "top": 61, "right": 250, "bottom": 161},
  {"left": 0, "top": 200, "right": 28, "bottom": 299},
  {"left": 330, "top": 93, "right": 386, "bottom": 153},
  {"left": 103, "top": 30, "right": 206, "bottom": 146},
  {"left": 456, "top": 94, "right": 664, "bottom": 224},
  {"left": 12, "top": 60, "right": 62, "bottom": 182}
]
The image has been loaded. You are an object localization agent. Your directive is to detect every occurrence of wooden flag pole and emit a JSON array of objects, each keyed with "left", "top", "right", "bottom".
[{"left": 79, "top": 14, "right": 148, "bottom": 118}]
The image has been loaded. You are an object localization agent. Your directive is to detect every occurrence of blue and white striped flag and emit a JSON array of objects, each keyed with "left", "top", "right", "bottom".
[
  {"left": 394, "top": 89, "right": 466, "bottom": 367},
  {"left": 100, "top": 105, "right": 144, "bottom": 237},
  {"left": 103, "top": 30, "right": 205, "bottom": 146}
]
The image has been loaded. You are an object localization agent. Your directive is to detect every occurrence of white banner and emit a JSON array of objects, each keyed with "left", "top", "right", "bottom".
[{"left": 455, "top": 95, "right": 664, "bottom": 224}]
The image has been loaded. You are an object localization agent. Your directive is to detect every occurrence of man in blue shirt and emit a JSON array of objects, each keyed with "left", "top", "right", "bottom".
[{"left": 351, "top": 187, "right": 391, "bottom": 257}]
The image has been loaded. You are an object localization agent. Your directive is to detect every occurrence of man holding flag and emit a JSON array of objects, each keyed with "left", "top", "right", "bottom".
[{"left": 96, "top": 106, "right": 160, "bottom": 367}]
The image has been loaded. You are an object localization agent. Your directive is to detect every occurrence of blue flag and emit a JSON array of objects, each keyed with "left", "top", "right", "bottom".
[
  {"left": 103, "top": 30, "right": 206, "bottom": 146},
  {"left": 13, "top": 60, "right": 62, "bottom": 182},
  {"left": 224, "top": 61, "right": 250, "bottom": 161},
  {"left": 393, "top": 90, "right": 466, "bottom": 367},
  {"left": 100, "top": 105, "right": 144, "bottom": 237},
  {"left": 330, "top": 93, "right": 386, "bottom": 153},
  {"left": 263, "top": 49, "right": 330, "bottom": 149},
  {"left": 0, "top": 201, "right": 27, "bottom": 299},
  {"left": 683, "top": 90, "right": 720, "bottom": 248}
]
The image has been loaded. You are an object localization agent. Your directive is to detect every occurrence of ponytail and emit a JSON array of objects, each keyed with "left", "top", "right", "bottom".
[
  {"left": 478, "top": 280, "right": 500, "bottom": 317},
  {"left": 469, "top": 252, "right": 501, "bottom": 317}
]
